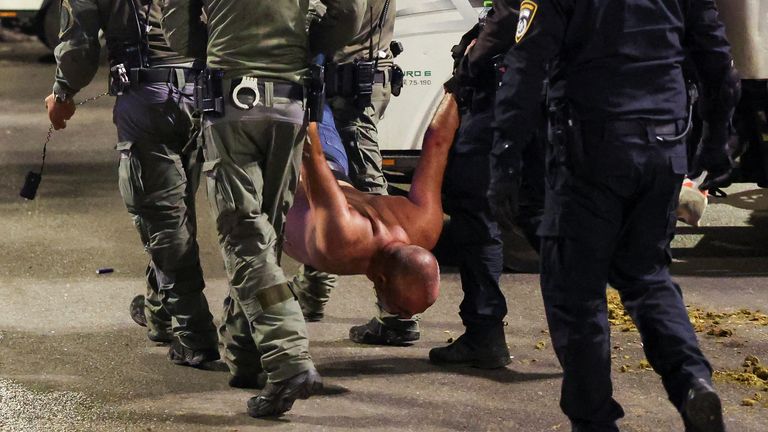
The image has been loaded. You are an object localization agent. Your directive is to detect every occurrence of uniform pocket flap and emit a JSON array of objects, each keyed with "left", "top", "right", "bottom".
[
  {"left": 670, "top": 155, "right": 688, "bottom": 175},
  {"left": 202, "top": 159, "right": 221, "bottom": 173},
  {"left": 115, "top": 141, "right": 134, "bottom": 152}
]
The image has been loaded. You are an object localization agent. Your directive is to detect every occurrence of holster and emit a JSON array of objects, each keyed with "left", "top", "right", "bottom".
[
  {"left": 547, "top": 100, "right": 585, "bottom": 176},
  {"left": 194, "top": 68, "right": 225, "bottom": 117},
  {"left": 390, "top": 64, "right": 404, "bottom": 97},
  {"left": 307, "top": 60, "right": 326, "bottom": 122}
]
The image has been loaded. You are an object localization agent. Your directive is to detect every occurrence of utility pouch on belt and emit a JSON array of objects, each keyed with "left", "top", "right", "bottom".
[
  {"left": 307, "top": 55, "right": 326, "bottom": 122},
  {"left": 194, "top": 68, "right": 225, "bottom": 116},
  {"left": 353, "top": 60, "right": 375, "bottom": 109},
  {"left": 326, "top": 60, "right": 375, "bottom": 108},
  {"left": 548, "top": 100, "right": 585, "bottom": 174}
]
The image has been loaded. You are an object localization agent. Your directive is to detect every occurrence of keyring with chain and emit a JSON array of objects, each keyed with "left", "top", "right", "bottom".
[
  {"left": 21, "top": 91, "right": 110, "bottom": 200},
  {"left": 38, "top": 91, "right": 110, "bottom": 175}
]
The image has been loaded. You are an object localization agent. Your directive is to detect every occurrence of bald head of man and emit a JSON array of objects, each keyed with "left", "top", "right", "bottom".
[{"left": 366, "top": 242, "right": 440, "bottom": 318}]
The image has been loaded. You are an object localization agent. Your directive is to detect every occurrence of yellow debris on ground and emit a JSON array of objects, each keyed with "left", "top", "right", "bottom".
[
  {"left": 606, "top": 289, "right": 767, "bottom": 336},
  {"left": 714, "top": 356, "right": 768, "bottom": 408}
]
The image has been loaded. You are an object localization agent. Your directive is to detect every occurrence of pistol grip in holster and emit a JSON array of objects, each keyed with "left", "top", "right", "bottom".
[
  {"left": 194, "top": 69, "right": 225, "bottom": 117},
  {"left": 547, "top": 101, "right": 585, "bottom": 176},
  {"left": 307, "top": 60, "right": 326, "bottom": 123}
]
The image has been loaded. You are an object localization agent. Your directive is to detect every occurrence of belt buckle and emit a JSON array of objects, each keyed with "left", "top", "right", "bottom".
[{"left": 231, "top": 76, "right": 260, "bottom": 110}]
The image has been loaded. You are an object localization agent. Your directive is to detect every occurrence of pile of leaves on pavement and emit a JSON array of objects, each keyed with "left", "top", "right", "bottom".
[
  {"left": 606, "top": 289, "right": 768, "bottom": 337},
  {"left": 714, "top": 355, "right": 768, "bottom": 408}
]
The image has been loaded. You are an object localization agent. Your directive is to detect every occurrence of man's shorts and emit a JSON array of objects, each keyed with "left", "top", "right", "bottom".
[{"left": 318, "top": 104, "right": 350, "bottom": 182}]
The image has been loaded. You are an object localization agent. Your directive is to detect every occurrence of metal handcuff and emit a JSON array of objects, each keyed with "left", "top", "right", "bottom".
[{"left": 232, "top": 76, "right": 261, "bottom": 110}]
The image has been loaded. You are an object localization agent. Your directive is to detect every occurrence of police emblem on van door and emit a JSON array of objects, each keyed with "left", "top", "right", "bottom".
[{"left": 516, "top": 1, "right": 538, "bottom": 43}]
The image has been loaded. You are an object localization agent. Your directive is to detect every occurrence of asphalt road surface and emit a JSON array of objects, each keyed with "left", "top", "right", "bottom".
[{"left": 1, "top": 37, "right": 767, "bottom": 432}]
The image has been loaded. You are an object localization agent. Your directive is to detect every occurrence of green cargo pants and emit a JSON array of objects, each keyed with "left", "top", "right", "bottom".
[
  {"left": 297, "top": 78, "right": 419, "bottom": 326},
  {"left": 202, "top": 79, "right": 314, "bottom": 382},
  {"left": 115, "top": 81, "right": 217, "bottom": 351}
]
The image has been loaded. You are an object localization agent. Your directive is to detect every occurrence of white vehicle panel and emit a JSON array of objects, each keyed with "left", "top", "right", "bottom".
[
  {"left": 379, "top": 0, "right": 480, "bottom": 152},
  {"left": 0, "top": 0, "right": 43, "bottom": 11}
]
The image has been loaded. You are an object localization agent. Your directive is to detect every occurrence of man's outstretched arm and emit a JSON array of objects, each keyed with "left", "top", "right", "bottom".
[
  {"left": 302, "top": 123, "right": 351, "bottom": 219},
  {"left": 301, "top": 124, "right": 373, "bottom": 260},
  {"left": 408, "top": 93, "right": 460, "bottom": 210}
]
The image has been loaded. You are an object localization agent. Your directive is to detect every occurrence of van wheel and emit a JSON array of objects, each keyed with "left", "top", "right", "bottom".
[{"left": 38, "top": 1, "right": 60, "bottom": 50}]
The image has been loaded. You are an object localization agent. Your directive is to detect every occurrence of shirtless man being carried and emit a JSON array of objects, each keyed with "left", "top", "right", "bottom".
[{"left": 284, "top": 93, "right": 460, "bottom": 317}]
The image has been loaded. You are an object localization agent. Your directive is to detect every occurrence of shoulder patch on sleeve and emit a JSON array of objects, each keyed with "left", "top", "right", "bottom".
[{"left": 515, "top": 0, "right": 538, "bottom": 44}]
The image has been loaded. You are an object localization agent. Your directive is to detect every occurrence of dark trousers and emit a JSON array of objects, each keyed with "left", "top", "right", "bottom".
[
  {"left": 538, "top": 119, "right": 712, "bottom": 430},
  {"left": 443, "top": 107, "right": 506, "bottom": 332}
]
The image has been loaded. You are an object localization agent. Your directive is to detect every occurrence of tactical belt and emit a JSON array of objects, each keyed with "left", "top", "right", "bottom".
[
  {"left": 373, "top": 70, "right": 387, "bottom": 84},
  {"left": 230, "top": 77, "right": 305, "bottom": 100},
  {"left": 109, "top": 65, "right": 200, "bottom": 95},
  {"left": 131, "top": 67, "right": 200, "bottom": 85},
  {"left": 583, "top": 119, "right": 685, "bottom": 138}
]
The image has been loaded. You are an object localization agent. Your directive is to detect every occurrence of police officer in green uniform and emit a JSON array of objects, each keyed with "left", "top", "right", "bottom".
[
  {"left": 161, "top": 0, "right": 363, "bottom": 418},
  {"left": 45, "top": 0, "right": 218, "bottom": 366},
  {"left": 294, "top": 0, "right": 419, "bottom": 346}
]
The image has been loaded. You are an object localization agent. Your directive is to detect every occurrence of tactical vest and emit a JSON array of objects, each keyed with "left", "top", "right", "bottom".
[{"left": 103, "top": 0, "right": 190, "bottom": 69}]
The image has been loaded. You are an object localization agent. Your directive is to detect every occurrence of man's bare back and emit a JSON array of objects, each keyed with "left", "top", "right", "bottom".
[{"left": 283, "top": 93, "right": 459, "bottom": 315}]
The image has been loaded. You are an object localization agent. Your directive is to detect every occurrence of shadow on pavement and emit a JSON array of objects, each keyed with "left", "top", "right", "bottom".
[{"left": 316, "top": 355, "right": 562, "bottom": 385}]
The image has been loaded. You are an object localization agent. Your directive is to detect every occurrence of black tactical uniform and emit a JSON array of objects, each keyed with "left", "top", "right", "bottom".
[
  {"left": 430, "top": 0, "right": 545, "bottom": 368},
  {"left": 491, "top": 1, "right": 738, "bottom": 431}
]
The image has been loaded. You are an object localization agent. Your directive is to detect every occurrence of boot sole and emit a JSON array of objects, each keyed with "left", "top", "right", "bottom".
[
  {"left": 147, "top": 332, "right": 173, "bottom": 344},
  {"left": 129, "top": 295, "right": 147, "bottom": 328},
  {"left": 169, "top": 350, "right": 221, "bottom": 368},
  {"left": 686, "top": 389, "right": 725, "bottom": 432},
  {"left": 248, "top": 376, "right": 323, "bottom": 417},
  {"left": 349, "top": 330, "right": 420, "bottom": 346},
  {"left": 429, "top": 355, "right": 512, "bottom": 370}
]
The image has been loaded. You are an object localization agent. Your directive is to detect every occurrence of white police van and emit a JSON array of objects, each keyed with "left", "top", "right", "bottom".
[
  {"left": 379, "top": 0, "right": 485, "bottom": 180},
  {"left": 0, "top": 0, "right": 59, "bottom": 49}
]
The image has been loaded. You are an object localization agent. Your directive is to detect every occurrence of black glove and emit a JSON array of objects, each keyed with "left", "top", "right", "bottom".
[
  {"left": 488, "top": 143, "right": 522, "bottom": 231},
  {"left": 692, "top": 121, "right": 733, "bottom": 191}
]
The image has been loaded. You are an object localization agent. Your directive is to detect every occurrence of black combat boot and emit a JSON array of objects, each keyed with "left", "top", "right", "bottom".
[
  {"left": 247, "top": 367, "right": 323, "bottom": 417},
  {"left": 129, "top": 295, "right": 172, "bottom": 343},
  {"left": 429, "top": 326, "right": 511, "bottom": 369},
  {"left": 683, "top": 378, "right": 726, "bottom": 432},
  {"left": 229, "top": 371, "right": 268, "bottom": 390},
  {"left": 167, "top": 339, "right": 220, "bottom": 367},
  {"left": 349, "top": 317, "right": 420, "bottom": 345}
]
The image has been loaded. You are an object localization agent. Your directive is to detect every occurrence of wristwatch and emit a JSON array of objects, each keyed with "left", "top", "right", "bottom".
[
  {"left": 54, "top": 92, "right": 71, "bottom": 103},
  {"left": 53, "top": 85, "right": 73, "bottom": 103}
]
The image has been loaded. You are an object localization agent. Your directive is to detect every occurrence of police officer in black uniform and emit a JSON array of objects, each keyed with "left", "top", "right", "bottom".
[
  {"left": 430, "top": 0, "right": 541, "bottom": 368},
  {"left": 490, "top": 1, "right": 738, "bottom": 431}
]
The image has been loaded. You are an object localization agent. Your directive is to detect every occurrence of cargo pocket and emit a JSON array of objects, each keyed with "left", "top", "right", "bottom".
[
  {"left": 663, "top": 210, "right": 678, "bottom": 265},
  {"left": 203, "top": 159, "right": 236, "bottom": 226},
  {"left": 116, "top": 141, "right": 144, "bottom": 212},
  {"left": 670, "top": 155, "right": 688, "bottom": 175}
]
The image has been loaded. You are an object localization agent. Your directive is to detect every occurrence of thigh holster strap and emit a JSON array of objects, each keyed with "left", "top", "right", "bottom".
[{"left": 256, "top": 283, "right": 296, "bottom": 309}]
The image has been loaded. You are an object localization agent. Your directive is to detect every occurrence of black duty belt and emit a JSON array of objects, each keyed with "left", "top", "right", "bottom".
[
  {"left": 230, "top": 77, "right": 305, "bottom": 100},
  {"left": 584, "top": 119, "right": 686, "bottom": 138},
  {"left": 374, "top": 70, "right": 387, "bottom": 84},
  {"left": 129, "top": 67, "right": 200, "bottom": 85}
]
